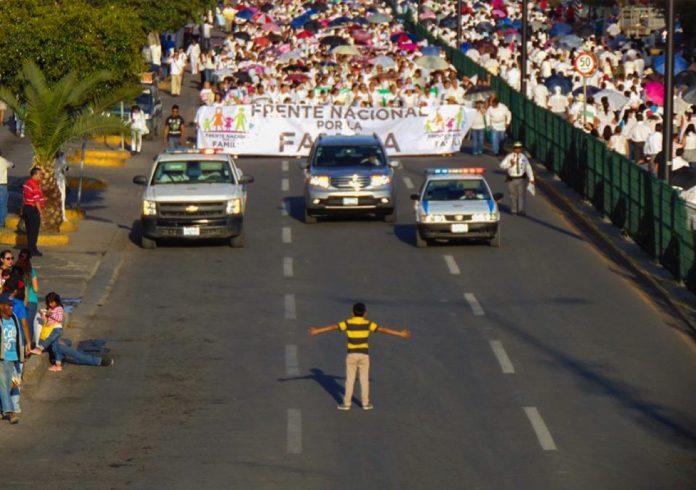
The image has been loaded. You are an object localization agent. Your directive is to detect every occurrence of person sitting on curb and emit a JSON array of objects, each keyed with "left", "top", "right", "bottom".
[
  {"left": 29, "top": 292, "right": 64, "bottom": 372},
  {"left": 56, "top": 338, "right": 114, "bottom": 367},
  {"left": 308, "top": 302, "right": 411, "bottom": 411}
]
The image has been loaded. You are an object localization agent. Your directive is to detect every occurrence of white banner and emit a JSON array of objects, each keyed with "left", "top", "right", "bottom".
[{"left": 195, "top": 104, "right": 477, "bottom": 156}]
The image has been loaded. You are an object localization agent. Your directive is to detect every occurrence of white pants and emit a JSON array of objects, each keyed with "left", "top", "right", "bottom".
[{"left": 131, "top": 130, "right": 143, "bottom": 152}]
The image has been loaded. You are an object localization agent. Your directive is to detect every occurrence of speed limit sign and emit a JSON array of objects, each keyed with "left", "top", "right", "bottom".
[{"left": 574, "top": 51, "right": 598, "bottom": 77}]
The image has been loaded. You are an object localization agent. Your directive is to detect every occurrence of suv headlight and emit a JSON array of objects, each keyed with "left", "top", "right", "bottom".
[
  {"left": 421, "top": 214, "right": 446, "bottom": 223},
  {"left": 142, "top": 200, "right": 157, "bottom": 216},
  {"left": 370, "top": 175, "right": 392, "bottom": 187},
  {"left": 308, "top": 175, "right": 331, "bottom": 188},
  {"left": 226, "top": 198, "right": 242, "bottom": 215}
]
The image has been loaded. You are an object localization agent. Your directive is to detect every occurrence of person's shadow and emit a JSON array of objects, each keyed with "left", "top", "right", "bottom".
[{"left": 278, "top": 368, "right": 360, "bottom": 406}]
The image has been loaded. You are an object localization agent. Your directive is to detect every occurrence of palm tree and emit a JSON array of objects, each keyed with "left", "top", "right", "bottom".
[{"left": 0, "top": 61, "right": 136, "bottom": 232}]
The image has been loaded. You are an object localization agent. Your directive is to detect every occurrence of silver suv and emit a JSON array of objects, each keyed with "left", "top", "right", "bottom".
[{"left": 301, "top": 134, "right": 399, "bottom": 224}]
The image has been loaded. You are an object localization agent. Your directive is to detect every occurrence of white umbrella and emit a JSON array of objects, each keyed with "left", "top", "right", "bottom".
[
  {"left": 594, "top": 89, "right": 629, "bottom": 111},
  {"left": 278, "top": 50, "right": 303, "bottom": 63},
  {"left": 371, "top": 55, "right": 396, "bottom": 69},
  {"left": 416, "top": 55, "right": 449, "bottom": 71},
  {"left": 332, "top": 45, "right": 361, "bottom": 56}
]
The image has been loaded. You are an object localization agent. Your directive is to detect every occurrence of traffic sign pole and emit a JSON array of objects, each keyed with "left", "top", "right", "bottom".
[{"left": 573, "top": 51, "right": 598, "bottom": 129}]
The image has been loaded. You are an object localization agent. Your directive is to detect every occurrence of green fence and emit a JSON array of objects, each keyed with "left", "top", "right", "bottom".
[{"left": 394, "top": 5, "right": 696, "bottom": 292}]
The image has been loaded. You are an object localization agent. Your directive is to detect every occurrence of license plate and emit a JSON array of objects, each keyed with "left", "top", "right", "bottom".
[
  {"left": 451, "top": 224, "right": 469, "bottom": 233},
  {"left": 182, "top": 226, "right": 200, "bottom": 236},
  {"left": 343, "top": 197, "right": 359, "bottom": 206}
]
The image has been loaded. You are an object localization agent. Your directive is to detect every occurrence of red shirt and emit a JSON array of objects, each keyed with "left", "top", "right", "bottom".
[{"left": 22, "top": 178, "right": 45, "bottom": 209}]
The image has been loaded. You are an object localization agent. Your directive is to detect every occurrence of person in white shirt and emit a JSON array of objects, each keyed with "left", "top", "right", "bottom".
[
  {"left": 469, "top": 101, "right": 486, "bottom": 155},
  {"left": 0, "top": 150, "right": 14, "bottom": 227},
  {"left": 548, "top": 86, "right": 569, "bottom": 115},
  {"left": 671, "top": 148, "right": 690, "bottom": 171},
  {"left": 643, "top": 123, "right": 663, "bottom": 162},
  {"left": 608, "top": 126, "right": 629, "bottom": 157},
  {"left": 129, "top": 105, "right": 148, "bottom": 154},
  {"left": 149, "top": 43, "right": 162, "bottom": 79},
  {"left": 505, "top": 63, "right": 521, "bottom": 91},
  {"left": 169, "top": 49, "right": 186, "bottom": 96},
  {"left": 532, "top": 76, "right": 549, "bottom": 107},
  {"left": 186, "top": 39, "right": 201, "bottom": 76},
  {"left": 628, "top": 113, "right": 652, "bottom": 162},
  {"left": 485, "top": 97, "right": 512, "bottom": 156},
  {"left": 500, "top": 142, "right": 535, "bottom": 216}
]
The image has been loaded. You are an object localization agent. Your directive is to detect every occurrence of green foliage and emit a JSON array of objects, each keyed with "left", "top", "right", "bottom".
[
  {"left": 0, "top": 61, "right": 136, "bottom": 163},
  {"left": 87, "top": 0, "right": 217, "bottom": 34},
  {"left": 0, "top": 0, "right": 144, "bottom": 96}
]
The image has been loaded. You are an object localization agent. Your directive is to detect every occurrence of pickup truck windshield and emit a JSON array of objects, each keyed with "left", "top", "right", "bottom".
[
  {"left": 152, "top": 160, "right": 235, "bottom": 184},
  {"left": 314, "top": 145, "right": 386, "bottom": 168},
  {"left": 424, "top": 179, "right": 491, "bottom": 201}
]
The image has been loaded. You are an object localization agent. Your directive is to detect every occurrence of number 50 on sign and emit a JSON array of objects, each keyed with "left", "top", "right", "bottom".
[{"left": 574, "top": 51, "right": 598, "bottom": 77}]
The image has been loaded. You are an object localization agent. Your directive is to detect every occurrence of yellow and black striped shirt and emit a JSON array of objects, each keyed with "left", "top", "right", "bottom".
[{"left": 338, "top": 317, "right": 379, "bottom": 354}]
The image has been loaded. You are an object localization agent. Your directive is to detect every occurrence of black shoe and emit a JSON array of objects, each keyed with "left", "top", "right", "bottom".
[
  {"left": 518, "top": 212, "right": 526, "bottom": 217},
  {"left": 31, "top": 250, "right": 43, "bottom": 257},
  {"left": 100, "top": 356, "right": 114, "bottom": 367}
]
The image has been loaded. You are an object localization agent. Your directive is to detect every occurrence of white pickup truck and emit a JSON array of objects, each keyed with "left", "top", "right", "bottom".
[{"left": 133, "top": 149, "right": 253, "bottom": 248}]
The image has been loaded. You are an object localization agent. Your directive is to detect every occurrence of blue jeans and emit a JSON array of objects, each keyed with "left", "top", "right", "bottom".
[
  {"left": 59, "top": 339, "right": 101, "bottom": 366},
  {"left": 167, "top": 136, "right": 181, "bottom": 150},
  {"left": 0, "top": 184, "right": 7, "bottom": 228},
  {"left": 15, "top": 116, "right": 25, "bottom": 137},
  {"left": 0, "top": 360, "right": 17, "bottom": 414},
  {"left": 471, "top": 129, "right": 485, "bottom": 155},
  {"left": 26, "top": 302, "right": 37, "bottom": 346},
  {"left": 490, "top": 130, "right": 505, "bottom": 155},
  {"left": 40, "top": 328, "right": 63, "bottom": 363}
]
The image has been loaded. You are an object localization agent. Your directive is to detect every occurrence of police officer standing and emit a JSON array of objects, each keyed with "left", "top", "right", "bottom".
[{"left": 500, "top": 142, "right": 534, "bottom": 216}]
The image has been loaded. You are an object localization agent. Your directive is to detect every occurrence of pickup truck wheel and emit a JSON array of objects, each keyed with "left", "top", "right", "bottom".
[
  {"left": 230, "top": 230, "right": 245, "bottom": 248},
  {"left": 304, "top": 209, "right": 317, "bottom": 224},
  {"left": 141, "top": 236, "right": 157, "bottom": 249},
  {"left": 382, "top": 210, "right": 397, "bottom": 223},
  {"left": 415, "top": 230, "right": 428, "bottom": 248}
]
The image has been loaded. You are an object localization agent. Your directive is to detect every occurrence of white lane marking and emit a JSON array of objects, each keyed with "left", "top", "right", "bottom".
[
  {"left": 281, "top": 160, "right": 289, "bottom": 172},
  {"left": 523, "top": 407, "right": 558, "bottom": 451},
  {"left": 464, "top": 292, "right": 485, "bottom": 316},
  {"left": 284, "top": 294, "right": 296, "bottom": 319},
  {"left": 287, "top": 409, "right": 302, "bottom": 454},
  {"left": 403, "top": 176, "right": 414, "bottom": 189},
  {"left": 280, "top": 201, "right": 288, "bottom": 216},
  {"left": 490, "top": 340, "right": 515, "bottom": 374},
  {"left": 443, "top": 255, "right": 461, "bottom": 275},
  {"left": 285, "top": 345, "right": 299, "bottom": 376},
  {"left": 282, "top": 226, "right": 292, "bottom": 244},
  {"left": 283, "top": 257, "right": 294, "bottom": 277},
  {"left": 281, "top": 178, "right": 290, "bottom": 192}
]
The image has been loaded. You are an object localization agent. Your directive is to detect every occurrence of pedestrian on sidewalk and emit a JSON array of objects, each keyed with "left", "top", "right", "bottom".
[
  {"left": 164, "top": 105, "right": 186, "bottom": 150},
  {"left": 129, "top": 105, "right": 148, "bottom": 154},
  {"left": 170, "top": 49, "right": 186, "bottom": 96},
  {"left": 0, "top": 150, "right": 13, "bottom": 229},
  {"left": 308, "top": 302, "right": 411, "bottom": 411},
  {"left": 500, "top": 142, "right": 535, "bottom": 217},
  {"left": 21, "top": 167, "right": 45, "bottom": 257},
  {"left": 0, "top": 293, "right": 25, "bottom": 424},
  {"left": 15, "top": 249, "right": 38, "bottom": 346},
  {"left": 485, "top": 97, "right": 511, "bottom": 156}
]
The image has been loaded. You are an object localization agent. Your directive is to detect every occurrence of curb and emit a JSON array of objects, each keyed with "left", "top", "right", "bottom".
[
  {"left": 21, "top": 228, "right": 128, "bottom": 387},
  {"left": 533, "top": 163, "right": 696, "bottom": 333},
  {"left": 0, "top": 230, "right": 70, "bottom": 247},
  {"left": 66, "top": 176, "right": 108, "bottom": 191},
  {"left": 67, "top": 149, "right": 130, "bottom": 168},
  {"left": 4, "top": 216, "right": 78, "bottom": 233}
]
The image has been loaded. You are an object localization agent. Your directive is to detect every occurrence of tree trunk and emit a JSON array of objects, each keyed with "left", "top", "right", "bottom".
[{"left": 34, "top": 158, "right": 63, "bottom": 233}]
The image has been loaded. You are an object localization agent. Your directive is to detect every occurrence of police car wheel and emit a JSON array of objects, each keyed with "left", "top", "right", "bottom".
[
  {"left": 489, "top": 230, "right": 501, "bottom": 247},
  {"left": 415, "top": 231, "right": 428, "bottom": 248},
  {"left": 141, "top": 236, "right": 157, "bottom": 249},
  {"left": 304, "top": 209, "right": 317, "bottom": 224}
]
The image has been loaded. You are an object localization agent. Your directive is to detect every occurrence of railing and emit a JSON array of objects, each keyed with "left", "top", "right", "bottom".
[{"left": 389, "top": 2, "right": 696, "bottom": 292}]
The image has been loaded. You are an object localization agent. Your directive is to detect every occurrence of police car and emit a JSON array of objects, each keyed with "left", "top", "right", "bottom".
[{"left": 410, "top": 168, "right": 503, "bottom": 248}]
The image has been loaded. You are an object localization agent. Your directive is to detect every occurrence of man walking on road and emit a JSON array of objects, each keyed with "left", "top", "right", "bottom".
[
  {"left": 500, "top": 142, "right": 535, "bottom": 216},
  {"left": 164, "top": 106, "right": 186, "bottom": 150},
  {"left": 22, "top": 167, "right": 45, "bottom": 257},
  {"left": 308, "top": 303, "right": 410, "bottom": 411},
  {"left": 0, "top": 150, "right": 15, "bottom": 228},
  {"left": 0, "top": 294, "right": 26, "bottom": 424}
]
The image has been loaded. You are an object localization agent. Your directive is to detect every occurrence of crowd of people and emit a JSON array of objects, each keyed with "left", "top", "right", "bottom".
[{"left": 399, "top": 0, "right": 696, "bottom": 177}]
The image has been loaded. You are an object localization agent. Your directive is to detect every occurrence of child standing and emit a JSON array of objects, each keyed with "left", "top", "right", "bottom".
[{"left": 29, "top": 292, "right": 64, "bottom": 372}]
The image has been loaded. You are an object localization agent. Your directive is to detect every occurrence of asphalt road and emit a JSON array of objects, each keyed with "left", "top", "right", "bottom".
[{"left": 1, "top": 150, "right": 695, "bottom": 490}]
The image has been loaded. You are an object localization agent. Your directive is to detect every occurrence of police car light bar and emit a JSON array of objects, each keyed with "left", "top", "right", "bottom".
[{"left": 425, "top": 168, "right": 486, "bottom": 175}]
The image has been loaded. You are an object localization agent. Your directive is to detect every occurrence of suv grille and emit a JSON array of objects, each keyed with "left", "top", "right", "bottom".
[
  {"left": 330, "top": 175, "right": 371, "bottom": 189},
  {"left": 445, "top": 214, "right": 473, "bottom": 222},
  {"left": 158, "top": 201, "right": 226, "bottom": 218}
]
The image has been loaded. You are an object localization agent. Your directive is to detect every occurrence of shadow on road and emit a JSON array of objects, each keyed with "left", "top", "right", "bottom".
[{"left": 278, "top": 368, "right": 361, "bottom": 406}]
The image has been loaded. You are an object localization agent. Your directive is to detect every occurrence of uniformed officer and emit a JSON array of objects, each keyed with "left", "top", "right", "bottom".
[
  {"left": 500, "top": 142, "right": 535, "bottom": 216},
  {"left": 308, "top": 303, "right": 410, "bottom": 411}
]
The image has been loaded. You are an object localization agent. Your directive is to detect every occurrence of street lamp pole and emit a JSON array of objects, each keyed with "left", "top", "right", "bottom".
[
  {"left": 520, "top": 0, "right": 529, "bottom": 98},
  {"left": 456, "top": 0, "right": 462, "bottom": 50},
  {"left": 661, "top": 0, "right": 675, "bottom": 181}
]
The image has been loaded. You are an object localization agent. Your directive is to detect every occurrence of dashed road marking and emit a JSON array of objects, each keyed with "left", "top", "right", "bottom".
[
  {"left": 285, "top": 345, "right": 299, "bottom": 376},
  {"left": 403, "top": 176, "right": 414, "bottom": 189},
  {"left": 281, "top": 160, "right": 289, "bottom": 172},
  {"left": 282, "top": 226, "right": 292, "bottom": 244},
  {"left": 284, "top": 294, "right": 296, "bottom": 319},
  {"left": 490, "top": 340, "right": 515, "bottom": 374},
  {"left": 287, "top": 409, "right": 302, "bottom": 454},
  {"left": 464, "top": 292, "right": 485, "bottom": 316},
  {"left": 284, "top": 257, "right": 294, "bottom": 277},
  {"left": 523, "top": 407, "right": 558, "bottom": 451},
  {"left": 281, "top": 178, "right": 290, "bottom": 192},
  {"left": 443, "top": 255, "right": 461, "bottom": 275}
]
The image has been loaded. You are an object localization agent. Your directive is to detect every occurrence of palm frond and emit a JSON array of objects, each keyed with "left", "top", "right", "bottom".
[
  {"left": 21, "top": 62, "right": 50, "bottom": 100},
  {"left": 90, "top": 84, "right": 142, "bottom": 114},
  {"left": 64, "top": 112, "right": 129, "bottom": 142}
]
